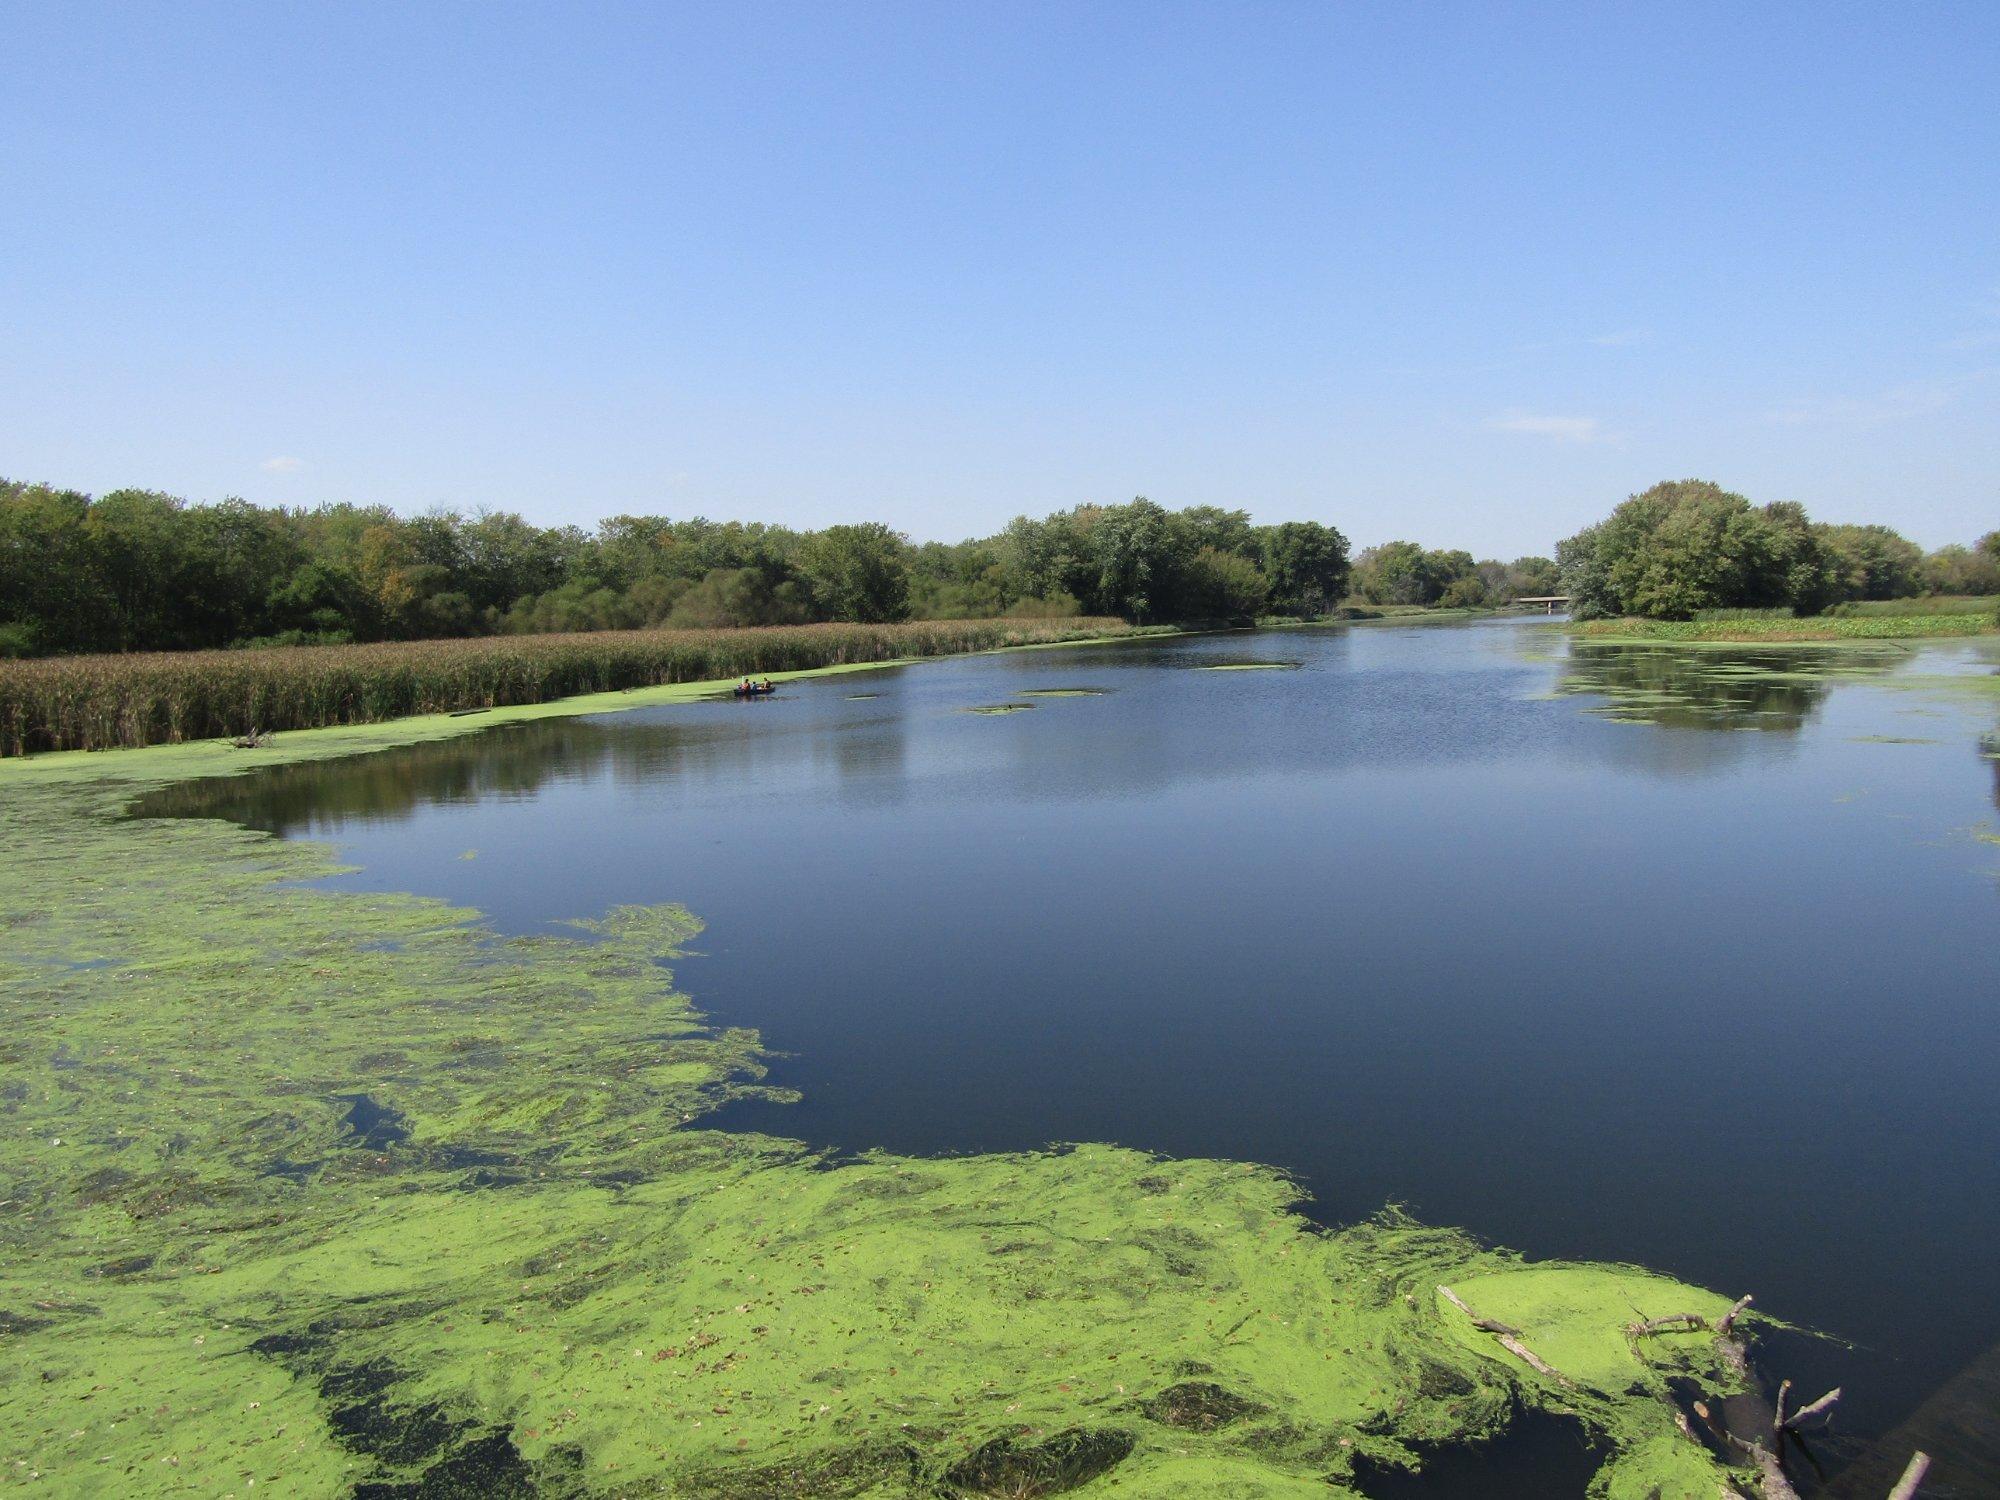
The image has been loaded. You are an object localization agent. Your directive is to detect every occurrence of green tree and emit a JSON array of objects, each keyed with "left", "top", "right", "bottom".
[
  {"left": 1921, "top": 543, "right": 2000, "bottom": 596},
  {"left": 1257, "top": 521, "right": 1350, "bottom": 616},
  {"left": 0, "top": 482, "right": 107, "bottom": 654},
  {"left": 1169, "top": 505, "right": 1256, "bottom": 561},
  {"left": 1352, "top": 541, "right": 1471, "bottom": 606},
  {"left": 1001, "top": 511, "right": 1095, "bottom": 607},
  {"left": 1818, "top": 523, "right": 1924, "bottom": 600},
  {"left": 666, "top": 567, "right": 812, "bottom": 628},
  {"left": 1760, "top": 500, "right": 1843, "bottom": 615},
  {"left": 1558, "top": 480, "right": 1819, "bottom": 619},
  {"left": 1179, "top": 546, "right": 1269, "bottom": 618},
  {"left": 795, "top": 523, "right": 912, "bottom": 622},
  {"left": 1089, "top": 499, "right": 1184, "bottom": 621},
  {"left": 1506, "top": 556, "right": 1561, "bottom": 596}
]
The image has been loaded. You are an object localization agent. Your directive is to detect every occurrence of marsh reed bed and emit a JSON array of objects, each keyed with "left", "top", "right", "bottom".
[{"left": 0, "top": 617, "right": 1133, "bottom": 755}]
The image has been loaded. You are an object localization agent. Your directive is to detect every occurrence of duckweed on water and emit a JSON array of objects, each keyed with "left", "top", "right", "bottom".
[
  {"left": 2, "top": 677, "right": 1749, "bottom": 1496},
  {"left": 1195, "top": 662, "right": 1299, "bottom": 672},
  {"left": 1015, "top": 689, "right": 1107, "bottom": 698},
  {"left": 963, "top": 702, "right": 1034, "bottom": 715}
]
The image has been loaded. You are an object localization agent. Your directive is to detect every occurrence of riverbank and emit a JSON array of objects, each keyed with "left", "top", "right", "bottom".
[
  {"left": 1571, "top": 610, "right": 1996, "bottom": 644},
  {"left": 0, "top": 617, "right": 1164, "bottom": 756},
  {"left": 2, "top": 658, "right": 1753, "bottom": 1497}
]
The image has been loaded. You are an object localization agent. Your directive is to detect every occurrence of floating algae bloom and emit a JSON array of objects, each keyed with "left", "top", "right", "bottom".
[
  {"left": 1016, "top": 687, "right": 1107, "bottom": 698},
  {"left": 1195, "top": 661, "right": 1299, "bottom": 671},
  {"left": 1, "top": 707, "right": 1751, "bottom": 1497},
  {"left": 964, "top": 701, "right": 1034, "bottom": 714}
]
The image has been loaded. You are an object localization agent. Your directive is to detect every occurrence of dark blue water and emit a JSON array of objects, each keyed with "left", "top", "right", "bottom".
[{"left": 164, "top": 622, "right": 2000, "bottom": 1489}]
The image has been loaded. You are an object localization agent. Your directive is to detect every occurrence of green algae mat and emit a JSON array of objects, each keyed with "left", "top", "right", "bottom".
[{"left": 2, "top": 677, "right": 1751, "bottom": 1497}]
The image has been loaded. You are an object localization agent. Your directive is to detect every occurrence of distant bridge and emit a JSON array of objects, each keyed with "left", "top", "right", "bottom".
[{"left": 1513, "top": 596, "right": 1573, "bottom": 614}]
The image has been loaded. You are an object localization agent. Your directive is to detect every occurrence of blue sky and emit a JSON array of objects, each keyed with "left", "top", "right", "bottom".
[{"left": 4, "top": 2, "right": 1995, "bottom": 556}]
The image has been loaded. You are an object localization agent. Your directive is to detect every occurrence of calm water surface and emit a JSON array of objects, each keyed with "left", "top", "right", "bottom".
[{"left": 166, "top": 622, "right": 2000, "bottom": 1490}]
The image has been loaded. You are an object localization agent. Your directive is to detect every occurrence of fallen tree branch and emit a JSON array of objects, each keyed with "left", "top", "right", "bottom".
[
  {"left": 1629, "top": 1311, "right": 1709, "bottom": 1337},
  {"left": 1435, "top": 1285, "right": 1521, "bottom": 1335},
  {"left": 1886, "top": 1450, "right": 1931, "bottom": 1500},
  {"left": 1780, "top": 1386, "right": 1840, "bottom": 1431},
  {"left": 1718, "top": 1293, "right": 1754, "bottom": 1337},
  {"left": 1436, "top": 1285, "right": 1570, "bottom": 1387}
]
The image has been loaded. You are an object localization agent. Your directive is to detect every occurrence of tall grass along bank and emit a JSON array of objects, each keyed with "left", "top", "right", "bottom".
[{"left": 0, "top": 617, "right": 1142, "bottom": 755}]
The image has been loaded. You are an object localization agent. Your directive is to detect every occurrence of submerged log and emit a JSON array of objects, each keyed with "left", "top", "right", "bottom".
[
  {"left": 1755, "top": 1445, "right": 1804, "bottom": 1500},
  {"left": 1824, "top": 1332, "right": 2000, "bottom": 1495}
]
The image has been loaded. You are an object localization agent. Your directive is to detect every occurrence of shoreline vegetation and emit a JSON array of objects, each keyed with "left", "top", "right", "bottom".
[
  {"left": 11, "top": 595, "right": 1991, "bottom": 758},
  {"left": 0, "top": 617, "right": 1158, "bottom": 756},
  {"left": 1569, "top": 605, "right": 1997, "bottom": 644},
  {"left": 2, "top": 657, "right": 1774, "bottom": 1497}
]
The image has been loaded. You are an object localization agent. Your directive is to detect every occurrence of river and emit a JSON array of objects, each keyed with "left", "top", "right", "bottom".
[{"left": 163, "top": 620, "right": 2000, "bottom": 1493}]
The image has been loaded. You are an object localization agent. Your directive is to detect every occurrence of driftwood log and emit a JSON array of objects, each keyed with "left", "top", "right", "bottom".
[
  {"left": 1884, "top": 1450, "right": 1931, "bottom": 1500},
  {"left": 1435, "top": 1284, "right": 1572, "bottom": 1387},
  {"left": 1450, "top": 1287, "right": 1929, "bottom": 1497}
]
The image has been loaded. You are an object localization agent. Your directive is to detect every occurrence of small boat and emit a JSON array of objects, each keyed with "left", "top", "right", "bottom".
[{"left": 731, "top": 682, "right": 776, "bottom": 698}]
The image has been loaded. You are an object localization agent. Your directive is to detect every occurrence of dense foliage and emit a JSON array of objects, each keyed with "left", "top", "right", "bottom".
[
  {"left": 1557, "top": 479, "right": 1998, "bottom": 620},
  {"left": 1349, "top": 544, "right": 1559, "bottom": 608},
  {"left": 7, "top": 472, "right": 1984, "bottom": 651},
  {"left": 0, "top": 481, "right": 1350, "bottom": 656}
]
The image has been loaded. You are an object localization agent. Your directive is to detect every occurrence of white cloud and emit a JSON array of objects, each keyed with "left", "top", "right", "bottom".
[
  {"left": 260, "top": 455, "right": 304, "bottom": 474},
  {"left": 1484, "top": 413, "right": 1610, "bottom": 444}
]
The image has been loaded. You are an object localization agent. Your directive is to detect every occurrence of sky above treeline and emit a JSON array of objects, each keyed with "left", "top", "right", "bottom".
[{"left": 4, "top": 2, "right": 1996, "bottom": 558}]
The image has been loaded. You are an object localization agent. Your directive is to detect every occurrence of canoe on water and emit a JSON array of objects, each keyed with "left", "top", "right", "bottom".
[{"left": 732, "top": 683, "right": 777, "bottom": 697}]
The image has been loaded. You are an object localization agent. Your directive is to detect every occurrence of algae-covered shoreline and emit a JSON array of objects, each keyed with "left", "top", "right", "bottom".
[
  {"left": 1569, "top": 613, "right": 1996, "bottom": 645},
  {"left": 4, "top": 662, "right": 1754, "bottom": 1497}
]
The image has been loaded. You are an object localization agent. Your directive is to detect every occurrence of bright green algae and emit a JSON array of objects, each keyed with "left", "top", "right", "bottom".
[{"left": 2, "top": 674, "right": 1747, "bottom": 1497}]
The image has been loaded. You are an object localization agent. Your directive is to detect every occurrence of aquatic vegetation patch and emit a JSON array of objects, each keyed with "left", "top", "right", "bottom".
[
  {"left": 1570, "top": 612, "right": 1996, "bottom": 643},
  {"left": 1554, "top": 641, "right": 1909, "bottom": 730},
  {"left": 1015, "top": 688, "right": 1107, "bottom": 698},
  {"left": 0, "top": 716, "right": 1751, "bottom": 1496},
  {"left": 964, "top": 702, "right": 1035, "bottom": 714},
  {"left": 1194, "top": 661, "right": 1300, "bottom": 672}
]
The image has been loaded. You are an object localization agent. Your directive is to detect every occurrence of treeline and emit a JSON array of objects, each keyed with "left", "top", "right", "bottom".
[
  {"left": 7, "top": 472, "right": 1985, "bottom": 654},
  {"left": 1349, "top": 545, "right": 1560, "bottom": 609},
  {"left": 1558, "top": 480, "right": 1998, "bottom": 620},
  {"left": 0, "top": 481, "right": 1352, "bottom": 658}
]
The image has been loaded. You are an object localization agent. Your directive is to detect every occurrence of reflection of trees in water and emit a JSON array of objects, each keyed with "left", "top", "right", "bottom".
[
  {"left": 137, "top": 710, "right": 918, "bottom": 834},
  {"left": 1557, "top": 643, "right": 1905, "bottom": 732},
  {"left": 135, "top": 721, "right": 618, "bottom": 833}
]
